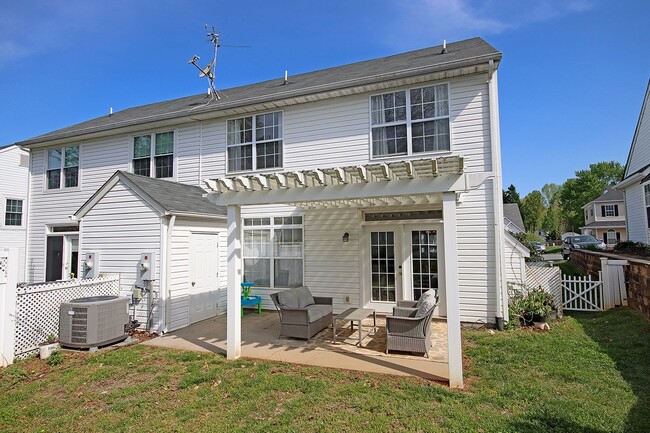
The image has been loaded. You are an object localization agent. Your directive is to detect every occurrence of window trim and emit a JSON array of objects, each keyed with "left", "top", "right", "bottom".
[
  {"left": 242, "top": 215, "right": 303, "bottom": 289},
  {"left": 644, "top": 183, "right": 650, "bottom": 229},
  {"left": 44, "top": 145, "right": 81, "bottom": 192},
  {"left": 3, "top": 198, "right": 24, "bottom": 228},
  {"left": 368, "top": 82, "right": 452, "bottom": 160},
  {"left": 130, "top": 130, "right": 176, "bottom": 179},
  {"left": 603, "top": 204, "right": 616, "bottom": 217},
  {"left": 226, "top": 110, "right": 285, "bottom": 175},
  {"left": 606, "top": 229, "right": 617, "bottom": 245}
]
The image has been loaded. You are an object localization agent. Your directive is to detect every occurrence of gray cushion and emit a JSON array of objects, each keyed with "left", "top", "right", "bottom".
[
  {"left": 306, "top": 304, "right": 333, "bottom": 323},
  {"left": 294, "top": 286, "right": 315, "bottom": 308},
  {"left": 415, "top": 295, "right": 436, "bottom": 318},
  {"left": 278, "top": 290, "right": 300, "bottom": 309},
  {"left": 416, "top": 289, "right": 435, "bottom": 308}
]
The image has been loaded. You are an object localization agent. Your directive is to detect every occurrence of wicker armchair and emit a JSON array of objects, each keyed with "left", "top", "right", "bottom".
[
  {"left": 270, "top": 287, "right": 333, "bottom": 340},
  {"left": 385, "top": 291, "right": 439, "bottom": 357}
]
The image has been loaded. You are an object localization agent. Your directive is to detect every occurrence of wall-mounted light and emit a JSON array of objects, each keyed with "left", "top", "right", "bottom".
[{"left": 342, "top": 232, "right": 350, "bottom": 243}]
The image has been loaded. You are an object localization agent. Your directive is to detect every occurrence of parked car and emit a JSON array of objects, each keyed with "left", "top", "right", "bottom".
[
  {"left": 562, "top": 235, "right": 606, "bottom": 259},
  {"left": 530, "top": 241, "right": 546, "bottom": 253}
]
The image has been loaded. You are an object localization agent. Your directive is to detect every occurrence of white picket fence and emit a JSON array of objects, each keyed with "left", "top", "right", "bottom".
[
  {"left": 1, "top": 249, "right": 121, "bottom": 365},
  {"left": 561, "top": 257, "right": 628, "bottom": 312}
]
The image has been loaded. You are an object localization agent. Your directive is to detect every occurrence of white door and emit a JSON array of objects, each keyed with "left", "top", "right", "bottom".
[
  {"left": 189, "top": 233, "right": 220, "bottom": 324},
  {"left": 364, "top": 226, "right": 403, "bottom": 313},
  {"left": 405, "top": 225, "right": 445, "bottom": 316}
]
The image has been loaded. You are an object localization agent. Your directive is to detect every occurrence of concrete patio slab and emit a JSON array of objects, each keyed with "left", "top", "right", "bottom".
[{"left": 144, "top": 311, "right": 449, "bottom": 381}]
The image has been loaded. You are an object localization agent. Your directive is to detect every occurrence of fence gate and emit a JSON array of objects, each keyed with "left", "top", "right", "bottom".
[{"left": 562, "top": 274, "right": 604, "bottom": 311}]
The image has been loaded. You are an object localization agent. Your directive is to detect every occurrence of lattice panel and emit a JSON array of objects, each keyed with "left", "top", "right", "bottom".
[{"left": 14, "top": 274, "right": 121, "bottom": 359}]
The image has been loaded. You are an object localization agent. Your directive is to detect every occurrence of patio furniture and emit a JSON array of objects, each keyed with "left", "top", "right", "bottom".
[
  {"left": 241, "top": 295, "right": 262, "bottom": 317},
  {"left": 332, "top": 307, "right": 376, "bottom": 347},
  {"left": 270, "top": 286, "right": 333, "bottom": 340},
  {"left": 386, "top": 290, "right": 439, "bottom": 357}
]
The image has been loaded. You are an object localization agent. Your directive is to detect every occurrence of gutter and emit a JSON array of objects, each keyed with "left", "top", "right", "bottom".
[
  {"left": 487, "top": 59, "right": 507, "bottom": 330},
  {"left": 164, "top": 211, "right": 227, "bottom": 220},
  {"left": 163, "top": 215, "right": 176, "bottom": 334},
  {"left": 615, "top": 173, "right": 643, "bottom": 190}
]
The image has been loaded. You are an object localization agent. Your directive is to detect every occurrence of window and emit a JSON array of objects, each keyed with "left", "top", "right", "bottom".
[
  {"left": 227, "top": 112, "right": 282, "bottom": 172},
  {"left": 4, "top": 199, "right": 23, "bottom": 226},
  {"left": 645, "top": 185, "right": 650, "bottom": 229},
  {"left": 242, "top": 216, "right": 302, "bottom": 288},
  {"left": 602, "top": 204, "right": 618, "bottom": 217},
  {"left": 47, "top": 146, "right": 79, "bottom": 189},
  {"left": 371, "top": 84, "right": 450, "bottom": 157},
  {"left": 606, "top": 230, "right": 618, "bottom": 245},
  {"left": 132, "top": 131, "right": 174, "bottom": 178}
]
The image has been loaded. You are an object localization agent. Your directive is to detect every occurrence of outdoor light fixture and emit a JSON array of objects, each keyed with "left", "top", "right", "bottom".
[{"left": 342, "top": 232, "right": 350, "bottom": 243}]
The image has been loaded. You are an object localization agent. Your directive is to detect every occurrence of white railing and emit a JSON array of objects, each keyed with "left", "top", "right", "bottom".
[{"left": 562, "top": 274, "right": 604, "bottom": 311}]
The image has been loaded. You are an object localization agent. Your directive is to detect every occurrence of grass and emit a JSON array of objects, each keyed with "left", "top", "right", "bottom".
[
  {"left": 553, "top": 260, "right": 586, "bottom": 276},
  {"left": 1, "top": 308, "right": 648, "bottom": 432},
  {"left": 545, "top": 245, "right": 561, "bottom": 254}
]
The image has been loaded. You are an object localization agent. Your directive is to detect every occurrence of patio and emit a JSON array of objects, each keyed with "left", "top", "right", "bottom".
[{"left": 144, "top": 311, "right": 450, "bottom": 381}]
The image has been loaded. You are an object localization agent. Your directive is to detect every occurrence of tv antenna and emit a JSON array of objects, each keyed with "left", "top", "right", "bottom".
[{"left": 188, "top": 25, "right": 250, "bottom": 102}]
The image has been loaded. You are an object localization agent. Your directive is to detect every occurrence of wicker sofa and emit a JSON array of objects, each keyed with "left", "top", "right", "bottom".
[
  {"left": 385, "top": 289, "right": 439, "bottom": 357},
  {"left": 270, "top": 286, "right": 333, "bottom": 340}
]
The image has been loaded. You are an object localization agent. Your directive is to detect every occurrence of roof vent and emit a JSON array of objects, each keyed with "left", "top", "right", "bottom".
[
  {"left": 441, "top": 39, "right": 447, "bottom": 54},
  {"left": 283, "top": 70, "right": 288, "bottom": 85}
]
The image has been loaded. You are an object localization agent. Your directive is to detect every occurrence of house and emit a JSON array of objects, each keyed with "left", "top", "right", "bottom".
[
  {"left": 618, "top": 80, "right": 650, "bottom": 243},
  {"left": 579, "top": 188, "right": 627, "bottom": 246},
  {"left": 15, "top": 37, "right": 504, "bottom": 387},
  {"left": 0, "top": 145, "right": 29, "bottom": 282},
  {"left": 503, "top": 203, "right": 525, "bottom": 234}
]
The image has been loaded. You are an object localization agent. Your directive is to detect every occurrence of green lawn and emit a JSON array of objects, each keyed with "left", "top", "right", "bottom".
[
  {"left": 1, "top": 308, "right": 648, "bottom": 433},
  {"left": 545, "top": 245, "right": 561, "bottom": 254},
  {"left": 554, "top": 260, "right": 586, "bottom": 276}
]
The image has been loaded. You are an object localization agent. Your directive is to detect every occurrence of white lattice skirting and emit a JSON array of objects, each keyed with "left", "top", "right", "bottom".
[{"left": 14, "top": 275, "right": 121, "bottom": 359}]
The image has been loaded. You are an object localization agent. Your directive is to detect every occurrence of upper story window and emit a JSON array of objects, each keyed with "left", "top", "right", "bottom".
[
  {"left": 371, "top": 84, "right": 450, "bottom": 158},
  {"left": 645, "top": 184, "right": 650, "bottom": 228},
  {"left": 4, "top": 199, "right": 23, "bottom": 226},
  {"left": 132, "top": 131, "right": 174, "bottom": 178},
  {"left": 47, "top": 146, "right": 79, "bottom": 189},
  {"left": 227, "top": 112, "right": 283, "bottom": 173},
  {"left": 602, "top": 204, "right": 619, "bottom": 217}
]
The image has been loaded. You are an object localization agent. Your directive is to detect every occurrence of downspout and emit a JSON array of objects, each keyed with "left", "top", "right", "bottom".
[
  {"left": 163, "top": 215, "right": 176, "bottom": 333},
  {"left": 488, "top": 59, "right": 507, "bottom": 330}
]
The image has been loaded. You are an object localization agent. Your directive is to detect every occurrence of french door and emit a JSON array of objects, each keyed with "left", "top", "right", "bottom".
[{"left": 364, "top": 224, "right": 444, "bottom": 315}]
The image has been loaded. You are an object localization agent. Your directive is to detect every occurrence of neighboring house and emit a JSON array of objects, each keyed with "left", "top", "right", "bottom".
[
  {"left": 0, "top": 145, "right": 29, "bottom": 282},
  {"left": 503, "top": 203, "right": 525, "bottom": 234},
  {"left": 579, "top": 188, "right": 627, "bottom": 246},
  {"left": 16, "top": 37, "right": 505, "bottom": 387},
  {"left": 618, "top": 80, "right": 650, "bottom": 243}
]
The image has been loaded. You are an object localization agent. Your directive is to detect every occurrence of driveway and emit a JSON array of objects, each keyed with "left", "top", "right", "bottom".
[{"left": 542, "top": 253, "right": 562, "bottom": 261}]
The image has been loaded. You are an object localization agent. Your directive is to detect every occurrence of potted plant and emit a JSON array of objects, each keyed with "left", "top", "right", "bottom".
[
  {"left": 524, "top": 287, "right": 554, "bottom": 323},
  {"left": 39, "top": 333, "right": 60, "bottom": 360}
]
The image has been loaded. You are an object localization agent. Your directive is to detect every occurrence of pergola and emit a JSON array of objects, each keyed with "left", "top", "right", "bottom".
[{"left": 203, "top": 155, "right": 490, "bottom": 388}]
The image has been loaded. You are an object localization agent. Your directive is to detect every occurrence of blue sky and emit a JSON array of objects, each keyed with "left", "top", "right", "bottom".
[{"left": 1, "top": 0, "right": 648, "bottom": 195}]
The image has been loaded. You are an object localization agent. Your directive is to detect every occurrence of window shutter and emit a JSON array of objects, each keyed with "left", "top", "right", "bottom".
[
  {"left": 614, "top": 205, "right": 619, "bottom": 216},
  {"left": 601, "top": 205, "right": 605, "bottom": 217},
  {"left": 616, "top": 232, "right": 621, "bottom": 241},
  {"left": 646, "top": 207, "right": 650, "bottom": 229}
]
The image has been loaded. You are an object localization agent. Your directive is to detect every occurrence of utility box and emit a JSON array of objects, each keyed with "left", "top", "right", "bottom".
[
  {"left": 82, "top": 252, "right": 100, "bottom": 279},
  {"left": 135, "top": 252, "right": 156, "bottom": 287}
]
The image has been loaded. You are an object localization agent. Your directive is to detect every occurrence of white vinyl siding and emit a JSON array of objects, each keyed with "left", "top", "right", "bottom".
[
  {"left": 625, "top": 184, "right": 648, "bottom": 243},
  {"left": 0, "top": 146, "right": 29, "bottom": 281},
  {"left": 80, "top": 182, "right": 162, "bottom": 330},
  {"left": 625, "top": 89, "right": 650, "bottom": 175},
  {"left": 504, "top": 234, "right": 526, "bottom": 285}
]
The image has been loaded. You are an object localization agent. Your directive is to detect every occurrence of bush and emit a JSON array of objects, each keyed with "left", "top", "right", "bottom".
[
  {"left": 614, "top": 240, "right": 650, "bottom": 256},
  {"left": 512, "top": 232, "right": 544, "bottom": 261},
  {"left": 46, "top": 350, "right": 64, "bottom": 366},
  {"left": 507, "top": 284, "right": 555, "bottom": 327}
]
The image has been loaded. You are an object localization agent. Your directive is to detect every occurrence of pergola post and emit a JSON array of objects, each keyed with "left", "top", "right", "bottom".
[
  {"left": 443, "top": 192, "right": 463, "bottom": 388},
  {"left": 226, "top": 205, "right": 242, "bottom": 359}
]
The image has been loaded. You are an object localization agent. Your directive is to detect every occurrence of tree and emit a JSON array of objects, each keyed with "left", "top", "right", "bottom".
[
  {"left": 559, "top": 161, "right": 624, "bottom": 231},
  {"left": 520, "top": 190, "right": 546, "bottom": 233},
  {"left": 503, "top": 184, "right": 521, "bottom": 205},
  {"left": 540, "top": 183, "right": 561, "bottom": 208}
]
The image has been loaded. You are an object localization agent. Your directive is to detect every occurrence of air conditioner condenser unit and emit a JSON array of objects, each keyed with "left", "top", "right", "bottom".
[{"left": 59, "top": 296, "right": 129, "bottom": 349}]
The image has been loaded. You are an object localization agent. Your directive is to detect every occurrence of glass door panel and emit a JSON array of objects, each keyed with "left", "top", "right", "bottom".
[
  {"left": 411, "top": 229, "right": 438, "bottom": 300},
  {"left": 370, "top": 231, "right": 396, "bottom": 302},
  {"left": 46, "top": 236, "right": 64, "bottom": 281}
]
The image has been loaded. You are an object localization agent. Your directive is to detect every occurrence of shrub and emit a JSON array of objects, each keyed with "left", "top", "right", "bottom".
[
  {"left": 614, "top": 240, "right": 650, "bottom": 256},
  {"left": 507, "top": 284, "right": 555, "bottom": 327}
]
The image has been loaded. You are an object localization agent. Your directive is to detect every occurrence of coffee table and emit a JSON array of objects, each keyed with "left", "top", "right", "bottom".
[{"left": 332, "top": 307, "right": 376, "bottom": 347}]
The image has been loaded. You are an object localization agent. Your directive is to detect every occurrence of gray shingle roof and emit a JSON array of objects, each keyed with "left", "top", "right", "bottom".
[
  {"left": 591, "top": 188, "right": 624, "bottom": 203},
  {"left": 503, "top": 203, "right": 525, "bottom": 232},
  {"left": 580, "top": 220, "right": 626, "bottom": 229},
  {"left": 119, "top": 171, "right": 225, "bottom": 216},
  {"left": 17, "top": 37, "right": 500, "bottom": 146}
]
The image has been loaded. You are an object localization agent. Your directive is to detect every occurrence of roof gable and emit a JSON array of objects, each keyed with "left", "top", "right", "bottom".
[
  {"left": 624, "top": 80, "right": 650, "bottom": 179},
  {"left": 76, "top": 171, "right": 226, "bottom": 219},
  {"left": 503, "top": 203, "right": 525, "bottom": 232},
  {"left": 504, "top": 231, "right": 530, "bottom": 257}
]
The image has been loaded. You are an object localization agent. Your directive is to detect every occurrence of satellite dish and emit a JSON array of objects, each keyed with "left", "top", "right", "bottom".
[{"left": 199, "top": 61, "right": 214, "bottom": 79}]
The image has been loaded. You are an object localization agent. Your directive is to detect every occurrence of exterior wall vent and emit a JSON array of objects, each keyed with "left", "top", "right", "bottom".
[{"left": 59, "top": 296, "right": 129, "bottom": 348}]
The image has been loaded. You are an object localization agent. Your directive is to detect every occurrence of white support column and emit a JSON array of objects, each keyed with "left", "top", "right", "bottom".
[
  {"left": 226, "top": 205, "right": 242, "bottom": 359},
  {"left": 1, "top": 249, "right": 19, "bottom": 367},
  {"left": 442, "top": 193, "right": 463, "bottom": 388}
]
